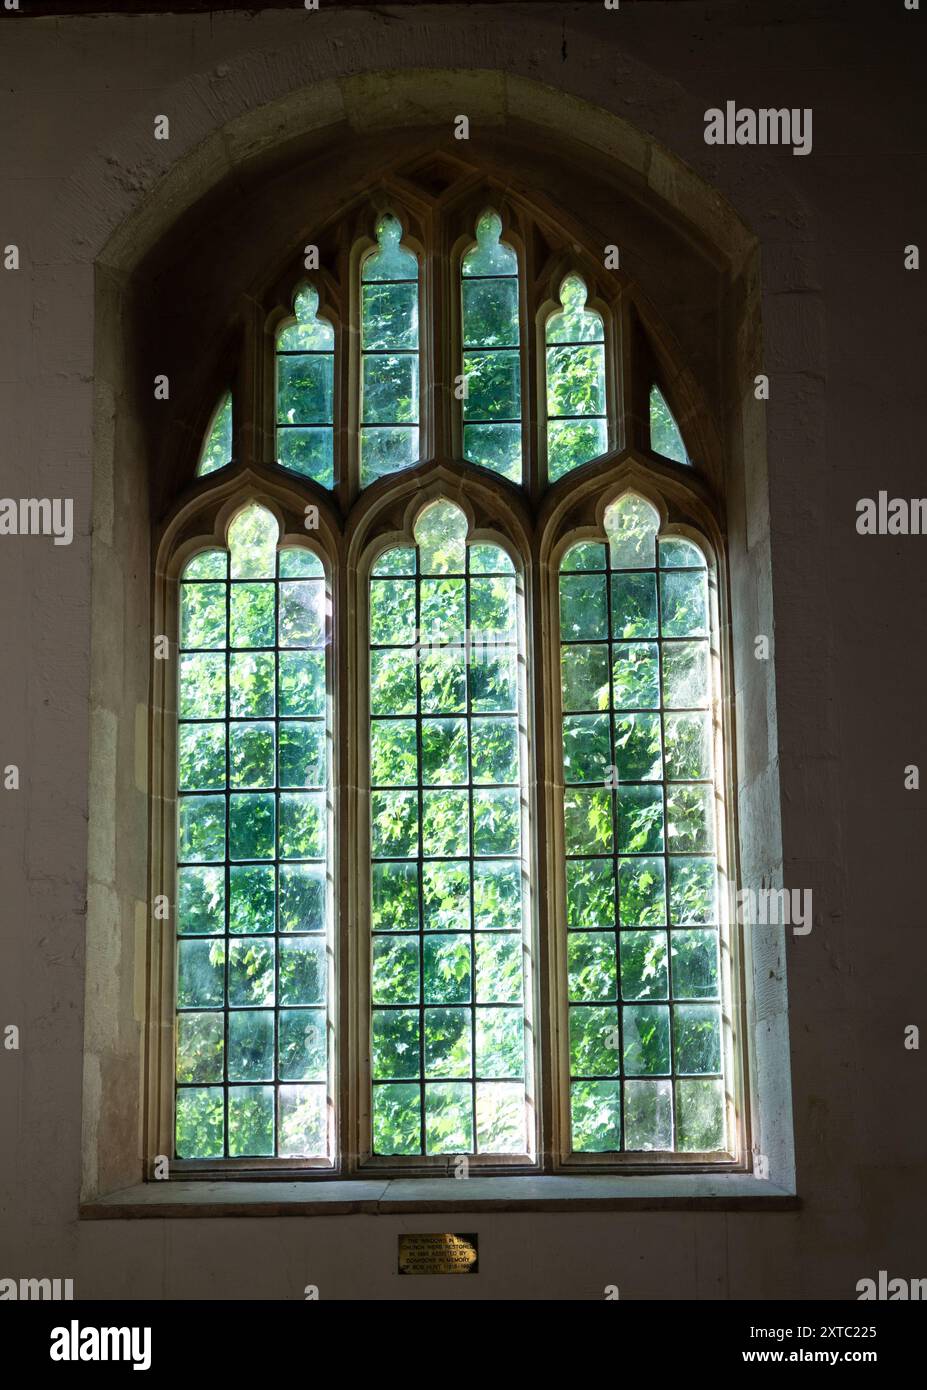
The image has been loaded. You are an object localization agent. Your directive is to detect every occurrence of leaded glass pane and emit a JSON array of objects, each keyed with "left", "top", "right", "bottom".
[
  {"left": 276, "top": 285, "right": 335, "bottom": 489},
  {"left": 197, "top": 393, "right": 233, "bottom": 477},
  {"left": 369, "top": 500, "right": 533, "bottom": 1157},
  {"left": 175, "top": 504, "right": 334, "bottom": 1161},
  {"left": 360, "top": 215, "right": 420, "bottom": 487},
  {"left": 559, "top": 494, "right": 726, "bottom": 1155},
  {"left": 649, "top": 384, "right": 689, "bottom": 465},
  {"left": 461, "top": 211, "right": 522, "bottom": 483},
  {"left": 545, "top": 275, "right": 608, "bottom": 483}
]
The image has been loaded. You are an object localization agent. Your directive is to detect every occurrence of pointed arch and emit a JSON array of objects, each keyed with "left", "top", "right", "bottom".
[
  {"left": 356, "top": 488, "right": 536, "bottom": 1164},
  {"left": 79, "top": 86, "right": 793, "bottom": 1192},
  {"left": 148, "top": 475, "right": 339, "bottom": 1171},
  {"left": 539, "top": 472, "right": 739, "bottom": 1164},
  {"left": 173, "top": 494, "right": 336, "bottom": 1162}
]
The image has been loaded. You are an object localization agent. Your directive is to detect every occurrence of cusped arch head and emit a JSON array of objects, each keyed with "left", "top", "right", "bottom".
[
  {"left": 596, "top": 484, "right": 717, "bottom": 575},
  {"left": 462, "top": 209, "right": 519, "bottom": 278},
  {"left": 550, "top": 274, "right": 600, "bottom": 332},
  {"left": 603, "top": 491, "right": 662, "bottom": 569},
  {"left": 361, "top": 212, "right": 419, "bottom": 283},
  {"left": 413, "top": 499, "right": 469, "bottom": 575},
  {"left": 347, "top": 460, "right": 532, "bottom": 576},
  {"left": 158, "top": 472, "right": 337, "bottom": 585},
  {"left": 276, "top": 284, "right": 335, "bottom": 353},
  {"left": 226, "top": 502, "right": 280, "bottom": 578},
  {"left": 539, "top": 449, "right": 722, "bottom": 574}
]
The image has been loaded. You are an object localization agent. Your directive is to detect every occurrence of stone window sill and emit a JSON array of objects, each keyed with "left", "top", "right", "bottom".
[{"left": 80, "top": 1174, "right": 799, "bottom": 1218}]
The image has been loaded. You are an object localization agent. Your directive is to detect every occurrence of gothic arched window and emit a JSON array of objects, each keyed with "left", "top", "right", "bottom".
[{"left": 160, "top": 187, "right": 737, "bottom": 1176}]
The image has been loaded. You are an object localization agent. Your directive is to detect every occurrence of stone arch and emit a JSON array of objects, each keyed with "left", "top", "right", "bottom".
[
  {"left": 43, "top": 68, "right": 760, "bottom": 277},
  {"left": 80, "top": 61, "right": 790, "bottom": 1198}
]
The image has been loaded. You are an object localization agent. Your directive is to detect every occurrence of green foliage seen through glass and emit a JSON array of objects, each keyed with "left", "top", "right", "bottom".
[
  {"left": 369, "top": 499, "right": 531, "bottom": 1157},
  {"left": 559, "top": 493, "right": 725, "bottom": 1155},
  {"left": 175, "top": 503, "right": 333, "bottom": 1161},
  {"left": 197, "top": 393, "right": 232, "bottom": 477},
  {"left": 276, "top": 285, "right": 335, "bottom": 489},
  {"left": 360, "top": 214, "right": 420, "bottom": 488},
  {"left": 461, "top": 210, "right": 522, "bottom": 483},
  {"left": 649, "top": 384, "right": 689, "bottom": 465},
  {"left": 546, "top": 275, "right": 608, "bottom": 483}
]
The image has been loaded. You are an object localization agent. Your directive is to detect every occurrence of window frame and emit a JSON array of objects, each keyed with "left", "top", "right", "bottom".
[
  {"left": 149, "top": 185, "right": 751, "bottom": 1181},
  {"left": 449, "top": 208, "right": 531, "bottom": 486},
  {"left": 542, "top": 480, "right": 746, "bottom": 1172},
  {"left": 351, "top": 491, "right": 539, "bottom": 1173},
  {"left": 273, "top": 285, "right": 338, "bottom": 490},
  {"left": 148, "top": 484, "right": 343, "bottom": 1176},
  {"left": 537, "top": 268, "right": 620, "bottom": 488},
  {"left": 348, "top": 213, "right": 430, "bottom": 495}
]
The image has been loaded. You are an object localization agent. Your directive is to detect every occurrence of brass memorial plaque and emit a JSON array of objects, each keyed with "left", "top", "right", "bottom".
[{"left": 397, "top": 1232, "right": 479, "bottom": 1275}]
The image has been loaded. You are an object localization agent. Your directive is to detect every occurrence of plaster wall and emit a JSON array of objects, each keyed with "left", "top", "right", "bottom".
[{"left": 0, "top": 0, "right": 924, "bottom": 1299}]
